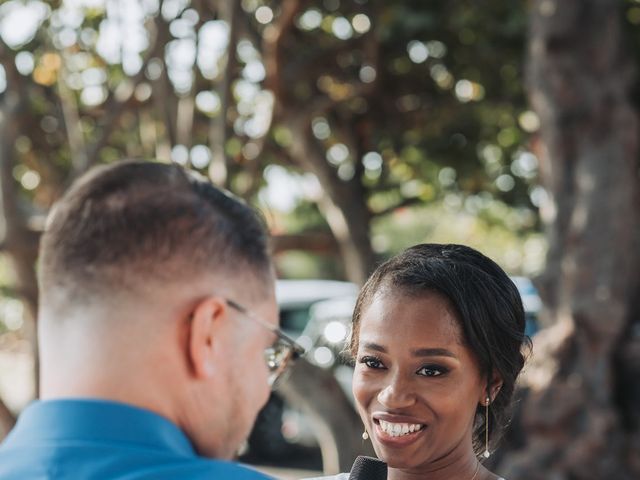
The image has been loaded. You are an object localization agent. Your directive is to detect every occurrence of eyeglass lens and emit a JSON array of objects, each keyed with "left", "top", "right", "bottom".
[{"left": 265, "top": 340, "right": 294, "bottom": 386}]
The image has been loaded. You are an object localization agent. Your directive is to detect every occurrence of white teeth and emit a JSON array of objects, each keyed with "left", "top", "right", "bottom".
[{"left": 378, "top": 420, "right": 424, "bottom": 437}]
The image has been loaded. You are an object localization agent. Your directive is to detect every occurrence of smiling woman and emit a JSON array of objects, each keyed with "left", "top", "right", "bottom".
[{"left": 306, "top": 244, "right": 528, "bottom": 480}]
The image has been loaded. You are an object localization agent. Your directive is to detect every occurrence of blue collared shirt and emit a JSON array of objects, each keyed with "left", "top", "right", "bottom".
[{"left": 0, "top": 399, "right": 272, "bottom": 479}]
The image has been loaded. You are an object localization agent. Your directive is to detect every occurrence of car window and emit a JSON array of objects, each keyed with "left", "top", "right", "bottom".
[{"left": 280, "top": 307, "right": 312, "bottom": 333}]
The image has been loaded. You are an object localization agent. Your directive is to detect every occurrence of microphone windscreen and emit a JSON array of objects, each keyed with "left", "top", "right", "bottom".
[{"left": 348, "top": 455, "right": 387, "bottom": 480}]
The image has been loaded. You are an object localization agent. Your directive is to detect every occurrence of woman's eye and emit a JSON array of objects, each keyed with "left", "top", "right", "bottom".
[
  {"left": 359, "top": 356, "right": 385, "bottom": 369},
  {"left": 416, "top": 365, "right": 447, "bottom": 377}
]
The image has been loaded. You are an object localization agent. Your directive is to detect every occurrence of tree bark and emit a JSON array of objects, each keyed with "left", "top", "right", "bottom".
[
  {"left": 262, "top": 0, "right": 377, "bottom": 286},
  {"left": 271, "top": 233, "right": 340, "bottom": 255},
  {"left": 0, "top": 54, "right": 41, "bottom": 400},
  {"left": 283, "top": 114, "right": 375, "bottom": 286},
  {"left": 502, "top": 1, "right": 640, "bottom": 478},
  {"left": 208, "top": 0, "right": 240, "bottom": 187},
  {"left": 278, "top": 359, "right": 374, "bottom": 474},
  {"left": 0, "top": 398, "right": 15, "bottom": 440}
]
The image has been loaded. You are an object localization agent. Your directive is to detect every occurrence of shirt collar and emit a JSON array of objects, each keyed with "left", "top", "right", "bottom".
[{"left": 5, "top": 398, "right": 197, "bottom": 457}]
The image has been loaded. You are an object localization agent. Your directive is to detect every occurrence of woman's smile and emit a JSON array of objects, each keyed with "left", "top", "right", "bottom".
[
  {"left": 353, "top": 290, "right": 484, "bottom": 470},
  {"left": 374, "top": 418, "right": 427, "bottom": 446},
  {"left": 371, "top": 412, "right": 428, "bottom": 447}
]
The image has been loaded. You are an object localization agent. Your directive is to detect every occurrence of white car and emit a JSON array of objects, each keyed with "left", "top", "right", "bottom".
[
  {"left": 275, "top": 279, "right": 358, "bottom": 336},
  {"left": 303, "top": 276, "right": 542, "bottom": 371},
  {"left": 245, "top": 280, "right": 357, "bottom": 461}
]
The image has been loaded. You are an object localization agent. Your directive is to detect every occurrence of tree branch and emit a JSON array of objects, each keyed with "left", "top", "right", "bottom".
[
  {"left": 271, "top": 232, "right": 339, "bottom": 255},
  {"left": 0, "top": 397, "right": 16, "bottom": 441},
  {"left": 83, "top": 12, "right": 167, "bottom": 172},
  {"left": 372, "top": 196, "right": 424, "bottom": 217},
  {"left": 208, "top": 0, "right": 241, "bottom": 187},
  {"left": 0, "top": 46, "right": 41, "bottom": 394},
  {"left": 263, "top": 0, "right": 304, "bottom": 102},
  {"left": 57, "top": 54, "right": 89, "bottom": 173}
]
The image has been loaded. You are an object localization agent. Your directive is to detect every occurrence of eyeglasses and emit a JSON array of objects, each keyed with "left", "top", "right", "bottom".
[{"left": 225, "top": 298, "right": 305, "bottom": 388}]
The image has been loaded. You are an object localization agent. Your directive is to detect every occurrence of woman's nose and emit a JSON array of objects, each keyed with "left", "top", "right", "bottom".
[{"left": 376, "top": 374, "right": 416, "bottom": 409}]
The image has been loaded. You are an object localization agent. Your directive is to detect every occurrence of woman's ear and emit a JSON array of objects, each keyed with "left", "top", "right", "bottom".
[
  {"left": 487, "top": 371, "right": 503, "bottom": 402},
  {"left": 479, "top": 371, "right": 503, "bottom": 404},
  {"left": 187, "top": 297, "right": 227, "bottom": 379}
]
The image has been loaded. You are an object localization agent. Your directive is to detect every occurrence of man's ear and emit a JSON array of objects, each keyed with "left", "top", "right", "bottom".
[{"left": 188, "top": 297, "right": 227, "bottom": 379}]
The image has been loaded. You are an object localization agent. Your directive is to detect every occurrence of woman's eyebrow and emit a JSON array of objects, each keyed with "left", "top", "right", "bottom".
[
  {"left": 362, "top": 342, "right": 386, "bottom": 353},
  {"left": 362, "top": 343, "right": 458, "bottom": 359},
  {"left": 411, "top": 347, "right": 457, "bottom": 358}
]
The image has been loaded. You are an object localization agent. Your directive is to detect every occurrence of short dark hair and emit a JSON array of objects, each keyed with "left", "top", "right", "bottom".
[
  {"left": 351, "top": 243, "right": 530, "bottom": 456},
  {"left": 39, "top": 161, "right": 272, "bottom": 306}
]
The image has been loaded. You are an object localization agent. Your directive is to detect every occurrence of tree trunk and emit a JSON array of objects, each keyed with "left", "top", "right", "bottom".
[
  {"left": 271, "top": 233, "right": 340, "bottom": 256},
  {"left": 283, "top": 114, "right": 376, "bottom": 286},
  {"left": 502, "top": 1, "right": 640, "bottom": 478},
  {"left": 0, "top": 64, "right": 41, "bottom": 403},
  {"left": 208, "top": 0, "right": 240, "bottom": 188},
  {"left": 278, "top": 359, "right": 374, "bottom": 474},
  {"left": 0, "top": 398, "right": 15, "bottom": 440},
  {"left": 262, "top": 0, "right": 376, "bottom": 286}
]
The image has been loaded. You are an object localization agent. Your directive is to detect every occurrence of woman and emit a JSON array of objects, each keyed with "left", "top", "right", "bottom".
[{"left": 307, "top": 244, "right": 529, "bottom": 480}]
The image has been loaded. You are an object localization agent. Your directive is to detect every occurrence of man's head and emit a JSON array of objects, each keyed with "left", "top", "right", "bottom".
[{"left": 38, "top": 160, "right": 278, "bottom": 458}]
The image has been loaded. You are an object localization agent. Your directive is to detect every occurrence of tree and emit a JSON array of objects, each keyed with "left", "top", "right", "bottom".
[
  {"left": 0, "top": 0, "right": 549, "bottom": 472},
  {"left": 0, "top": 0, "right": 540, "bottom": 287},
  {"left": 500, "top": 1, "right": 640, "bottom": 478},
  {"left": 258, "top": 0, "right": 537, "bottom": 283},
  {"left": 0, "top": 36, "right": 40, "bottom": 428}
]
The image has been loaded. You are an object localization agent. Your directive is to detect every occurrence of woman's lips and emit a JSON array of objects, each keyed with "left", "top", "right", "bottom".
[{"left": 372, "top": 417, "right": 427, "bottom": 447}]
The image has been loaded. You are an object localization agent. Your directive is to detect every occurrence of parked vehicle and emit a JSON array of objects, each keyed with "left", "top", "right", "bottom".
[
  {"left": 510, "top": 276, "right": 542, "bottom": 338},
  {"left": 303, "top": 275, "right": 542, "bottom": 371},
  {"left": 275, "top": 279, "right": 358, "bottom": 337},
  {"left": 244, "top": 279, "right": 357, "bottom": 461}
]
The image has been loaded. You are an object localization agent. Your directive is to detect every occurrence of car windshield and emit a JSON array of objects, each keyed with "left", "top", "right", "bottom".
[{"left": 279, "top": 307, "right": 312, "bottom": 333}]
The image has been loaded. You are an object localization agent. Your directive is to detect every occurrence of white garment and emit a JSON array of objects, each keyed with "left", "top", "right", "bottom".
[
  {"left": 304, "top": 475, "right": 506, "bottom": 480},
  {"left": 303, "top": 475, "right": 349, "bottom": 480}
]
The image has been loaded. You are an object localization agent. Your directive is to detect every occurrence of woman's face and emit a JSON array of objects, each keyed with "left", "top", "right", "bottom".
[{"left": 352, "top": 289, "right": 486, "bottom": 472}]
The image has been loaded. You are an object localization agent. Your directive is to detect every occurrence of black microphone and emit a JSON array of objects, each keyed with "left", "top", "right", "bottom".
[{"left": 348, "top": 455, "right": 387, "bottom": 480}]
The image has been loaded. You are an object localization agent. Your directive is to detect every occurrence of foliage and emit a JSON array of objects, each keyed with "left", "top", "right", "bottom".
[
  {"left": 372, "top": 203, "right": 546, "bottom": 275},
  {"left": 0, "top": 0, "right": 549, "bottom": 424},
  {"left": 0, "top": 0, "right": 542, "bottom": 265}
]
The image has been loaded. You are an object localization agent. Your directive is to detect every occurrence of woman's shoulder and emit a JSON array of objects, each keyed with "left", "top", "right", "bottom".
[{"left": 302, "top": 474, "right": 349, "bottom": 480}]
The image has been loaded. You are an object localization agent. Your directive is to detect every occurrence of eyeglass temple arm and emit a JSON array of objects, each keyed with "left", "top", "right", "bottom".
[{"left": 225, "top": 298, "right": 306, "bottom": 356}]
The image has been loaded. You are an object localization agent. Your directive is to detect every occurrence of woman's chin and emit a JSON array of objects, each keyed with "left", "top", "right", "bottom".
[{"left": 372, "top": 450, "right": 421, "bottom": 471}]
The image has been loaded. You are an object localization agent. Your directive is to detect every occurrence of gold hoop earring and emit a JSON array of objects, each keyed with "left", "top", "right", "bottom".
[
  {"left": 483, "top": 396, "right": 491, "bottom": 458},
  {"left": 362, "top": 429, "right": 369, "bottom": 440}
]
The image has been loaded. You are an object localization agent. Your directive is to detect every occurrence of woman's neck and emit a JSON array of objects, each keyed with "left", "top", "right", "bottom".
[{"left": 386, "top": 455, "right": 484, "bottom": 480}]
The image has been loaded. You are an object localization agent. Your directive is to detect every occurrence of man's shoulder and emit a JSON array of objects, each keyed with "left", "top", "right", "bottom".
[
  {"left": 0, "top": 399, "right": 273, "bottom": 479},
  {"left": 162, "top": 458, "right": 273, "bottom": 479},
  {"left": 0, "top": 443, "right": 272, "bottom": 480}
]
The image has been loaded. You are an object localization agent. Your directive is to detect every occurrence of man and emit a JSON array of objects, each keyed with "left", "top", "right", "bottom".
[{"left": 0, "top": 161, "right": 302, "bottom": 479}]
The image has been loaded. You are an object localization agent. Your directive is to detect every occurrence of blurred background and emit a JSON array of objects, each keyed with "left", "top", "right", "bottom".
[{"left": 0, "top": 1, "right": 638, "bottom": 479}]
